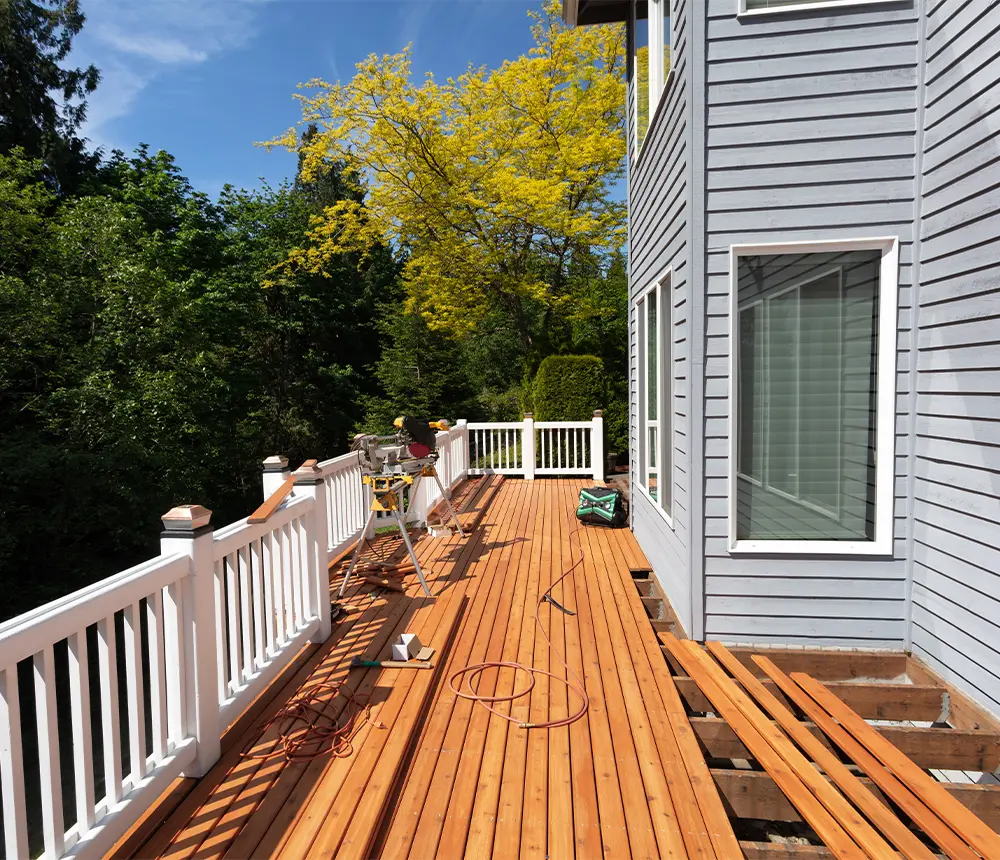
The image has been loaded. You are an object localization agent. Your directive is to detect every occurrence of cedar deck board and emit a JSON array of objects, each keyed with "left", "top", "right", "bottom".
[
  {"left": 135, "top": 480, "right": 999, "bottom": 859},
  {"left": 137, "top": 479, "right": 736, "bottom": 859}
]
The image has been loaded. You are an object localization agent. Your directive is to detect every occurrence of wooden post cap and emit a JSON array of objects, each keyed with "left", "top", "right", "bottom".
[
  {"left": 293, "top": 460, "right": 322, "bottom": 481},
  {"left": 161, "top": 504, "right": 212, "bottom": 531},
  {"left": 262, "top": 455, "right": 289, "bottom": 472},
  {"left": 523, "top": 413, "right": 533, "bottom": 419},
  {"left": 593, "top": 409, "right": 604, "bottom": 418}
]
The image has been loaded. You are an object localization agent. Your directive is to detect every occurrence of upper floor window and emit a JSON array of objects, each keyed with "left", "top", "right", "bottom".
[{"left": 633, "top": 1, "right": 672, "bottom": 154}]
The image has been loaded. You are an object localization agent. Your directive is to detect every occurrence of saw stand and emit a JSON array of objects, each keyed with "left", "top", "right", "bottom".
[{"left": 337, "top": 461, "right": 465, "bottom": 600}]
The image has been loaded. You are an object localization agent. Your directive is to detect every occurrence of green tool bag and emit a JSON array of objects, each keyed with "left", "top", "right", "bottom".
[{"left": 576, "top": 487, "right": 628, "bottom": 528}]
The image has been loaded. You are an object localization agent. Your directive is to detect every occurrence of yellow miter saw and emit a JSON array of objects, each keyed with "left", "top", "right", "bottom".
[{"left": 336, "top": 417, "right": 466, "bottom": 601}]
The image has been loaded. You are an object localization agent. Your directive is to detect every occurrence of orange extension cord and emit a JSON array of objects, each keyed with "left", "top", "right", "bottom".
[
  {"left": 242, "top": 680, "right": 386, "bottom": 763},
  {"left": 448, "top": 527, "right": 591, "bottom": 730}
]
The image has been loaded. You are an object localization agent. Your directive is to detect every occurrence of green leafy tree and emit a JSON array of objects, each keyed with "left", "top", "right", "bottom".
[{"left": 0, "top": 0, "right": 100, "bottom": 191}]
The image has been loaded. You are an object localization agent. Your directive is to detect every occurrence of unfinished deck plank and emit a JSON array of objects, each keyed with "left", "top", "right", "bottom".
[
  {"left": 459, "top": 480, "right": 540, "bottom": 859},
  {"left": 585, "top": 498, "right": 715, "bottom": 859},
  {"left": 490, "top": 480, "right": 548, "bottom": 860},
  {"left": 706, "top": 642, "right": 936, "bottom": 860},
  {"left": 575, "top": 496, "right": 684, "bottom": 859},
  {"left": 381, "top": 482, "right": 523, "bottom": 858},
  {"left": 435, "top": 478, "right": 539, "bottom": 857},
  {"left": 794, "top": 671, "right": 1000, "bottom": 860},
  {"left": 589, "top": 509, "right": 740, "bottom": 860},
  {"left": 754, "top": 656, "right": 978, "bottom": 860}
]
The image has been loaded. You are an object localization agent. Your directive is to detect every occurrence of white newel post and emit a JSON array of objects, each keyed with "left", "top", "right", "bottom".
[
  {"left": 456, "top": 419, "right": 469, "bottom": 481},
  {"left": 591, "top": 410, "right": 605, "bottom": 484},
  {"left": 440, "top": 432, "right": 452, "bottom": 496},
  {"left": 160, "top": 504, "right": 221, "bottom": 777},
  {"left": 293, "top": 461, "right": 331, "bottom": 643},
  {"left": 522, "top": 414, "right": 536, "bottom": 480},
  {"left": 261, "top": 455, "right": 290, "bottom": 499}
]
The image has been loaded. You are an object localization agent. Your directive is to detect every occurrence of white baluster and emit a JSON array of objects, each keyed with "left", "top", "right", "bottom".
[
  {"left": 97, "top": 614, "right": 123, "bottom": 805},
  {"left": 225, "top": 553, "right": 240, "bottom": 692},
  {"left": 1, "top": 665, "right": 29, "bottom": 858},
  {"left": 123, "top": 602, "right": 148, "bottom": 785},
  {"left": 34, "top": 646, "right": 64, "bottom": 856},
  {"left": 162, "top": 579, "right": 186, "bottom": 747},
  {"left": 146, "top": 593, "right": 168, "bottom": 763},
  {"left": 238, "top": 547, "right": 253, "bottom": 683},
  {"left": 251, "top": 539, "right": 265, "bottom": 669},
  {"left": 261, "top": 534, "right": 276, "bottom": 656},
  {"left": 213, "top": 560, "right": 227, "bottom": 701},
  {"left": 68, "top": 627, "right": 96, "bottom": 834}
]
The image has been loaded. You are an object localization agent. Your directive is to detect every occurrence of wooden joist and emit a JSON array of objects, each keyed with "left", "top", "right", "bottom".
[
  {"left": 688, "top": 716, "right": 1000, "bottom": 772},
  {"left": 739, "top": 842, "right": 832, "bottom": 860},
  {"left": 711, "top": 768, "right": 1000, "bottom": 829},
  {"left": 672, "top": 675, "right": 948, "bottom": 723},
  {"left": 658, "top": 638, "right": 909, "bottom": 681},
  {"left": 794, "top": 671, "right": 1000, "bottom": 860}
]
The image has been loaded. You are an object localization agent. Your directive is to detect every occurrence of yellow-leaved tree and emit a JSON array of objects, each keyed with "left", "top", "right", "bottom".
[{"left": 266, "top": 1, "right": 625, "bottom": 348}]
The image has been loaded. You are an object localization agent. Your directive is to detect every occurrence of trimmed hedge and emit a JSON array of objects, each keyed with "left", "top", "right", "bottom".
[{"left": 533, "top": 355, "right": 605, "bottom": 421}]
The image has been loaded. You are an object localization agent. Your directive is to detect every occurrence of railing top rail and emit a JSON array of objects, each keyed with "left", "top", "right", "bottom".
[
  {"left": 316, "top": 449, "right": 360, "bottom": 477},
  {"left": 534, "top": 421, "right": 592, "bottom": 429},
  {"left": 467, "top": 421, "right": 525, "bottom": 429},
  {"left": 0, "top": 552, "right": 189, "bottom": 668},
  {"left": 213, "top": 493, "right": 312, "bottom": 559}
]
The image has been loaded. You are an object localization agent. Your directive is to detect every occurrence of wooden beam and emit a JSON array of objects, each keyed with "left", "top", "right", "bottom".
[
  {"left": 795, "top": 672, "right": 1000, "bottom": 859},
  {"left": 739, "top": 842, "right": 832, "bottom": 860},
  {"left": 690, "top": 716, "right": 1000, "bottom": 772},
  {"left": 906, "top": 655, "right": 1000, "bottom": 733},
  {"left": 672, "top": 676, "right": 947, "bottom": 722},
  {"left": 658, "top": 640, "right": 908, "bottom": 681},
  {"left": 711, "top": 769, "right": 1000, "bottom": 830}
]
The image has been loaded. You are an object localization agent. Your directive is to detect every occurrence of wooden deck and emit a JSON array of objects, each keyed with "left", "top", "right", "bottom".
[{"left": 127, "top": 478, "right": 738, "bottom": 859}]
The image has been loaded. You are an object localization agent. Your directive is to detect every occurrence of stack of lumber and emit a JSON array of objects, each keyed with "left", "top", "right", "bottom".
[
  {"left": 425, "top": 473, "right": 504, "bottom": 533},
  {"left": 662, "top": 634, "right": 1000, "bottom": 859}
]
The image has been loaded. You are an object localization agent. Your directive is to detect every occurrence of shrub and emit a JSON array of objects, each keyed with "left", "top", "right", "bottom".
[
  {"left": 533, "top": 355, "right": 605, "bottom": 421},
  {"left": 604, "top": 378, "right": 629, "bottom": 460}
]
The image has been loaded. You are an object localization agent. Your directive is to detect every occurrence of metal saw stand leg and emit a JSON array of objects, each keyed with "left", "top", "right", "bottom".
[
  {"left": 432, "top": 469, "right": 465, "bottom": 536},
  {"left": 393, "top": 508, "right": 433, "bottom": 597},
  {"left": 337, "top": 508, "right": 377, "bottom": 599}
]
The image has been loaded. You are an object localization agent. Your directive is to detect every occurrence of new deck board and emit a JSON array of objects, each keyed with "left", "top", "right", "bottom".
[{"left": 136, "top": 479, "right": 740, "bottom": 860}]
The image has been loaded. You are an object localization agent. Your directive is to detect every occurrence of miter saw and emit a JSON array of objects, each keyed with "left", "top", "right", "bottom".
[{"left": 336, "top": 417, "right": 466, "bottom": 601}]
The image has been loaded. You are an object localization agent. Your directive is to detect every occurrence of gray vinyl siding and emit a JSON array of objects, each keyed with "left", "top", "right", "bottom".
[
  {"left": 700, "top": 0, "right": 919, "bottom": 647},
  {"left": 908, "top": 0, "right": 1000, "bottom": 714},
  {"left": 627, "top": 0, "right": 695, "bottom": 634}
]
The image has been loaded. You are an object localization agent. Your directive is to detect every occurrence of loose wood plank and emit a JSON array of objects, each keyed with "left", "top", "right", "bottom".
[
  {"left": 707, "top": 642, "right": 935, "bottom": 860},
  {"left": 793, "top": 671, "right": 1000, "bottom": 860},
  {"left": 754, "top": 656, "right": 977, "bottom": 860}
]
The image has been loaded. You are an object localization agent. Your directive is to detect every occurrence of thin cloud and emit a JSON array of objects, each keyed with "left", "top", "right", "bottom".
[{"left": 72, "top": 0, "right": 274, "bottom": 151}]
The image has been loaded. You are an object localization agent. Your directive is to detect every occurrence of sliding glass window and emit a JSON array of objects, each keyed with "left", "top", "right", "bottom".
[{"left": 734, "top": 248, "right": 887, "bottom": 546}]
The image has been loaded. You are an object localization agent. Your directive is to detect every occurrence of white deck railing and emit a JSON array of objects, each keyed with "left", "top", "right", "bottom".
[
  {"left": 469, "top": 411, "right": 603, "bottom": 481},
  {"left": 0, "top": 414, "right": 600, "bottom": 859}
]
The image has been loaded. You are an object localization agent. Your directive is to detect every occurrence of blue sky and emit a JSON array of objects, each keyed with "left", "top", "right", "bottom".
[{"left": 71, "top": 1, "right": 545, "bottom": 198}]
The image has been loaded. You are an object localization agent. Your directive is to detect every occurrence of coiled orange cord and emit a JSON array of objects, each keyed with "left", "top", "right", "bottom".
[
  {"left": 242, "top": 680, "right": 386, "bottom": 763},
  {"left": 448, "top": 528, "right": 590, "bottom": 730}
]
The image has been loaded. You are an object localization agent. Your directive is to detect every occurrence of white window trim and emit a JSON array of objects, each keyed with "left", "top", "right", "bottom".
[
  {"left": 633, "top": 0, "right": 674, "bottom": 160},
  {"left": 636, "top": 266, "right": 673, "bottom": 528},
  {"left": 727, "top": 237, "right": 899, "bottom": 556},
  {"left": 738, "top": 0, "right": 900, "bottom": 16}
]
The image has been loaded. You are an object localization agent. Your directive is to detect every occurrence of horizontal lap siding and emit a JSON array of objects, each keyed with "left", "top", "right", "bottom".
[
  {"left": 702, "top": 0, "right": 918, "bottom": 646},
  {"left": 628, "top": 0, "right": 694, "bottom": 633},
  {"left": 910, "top": 0, "right": 1000, "bottom": 714}
]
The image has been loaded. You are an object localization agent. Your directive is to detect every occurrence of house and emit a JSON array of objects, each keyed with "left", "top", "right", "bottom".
[{"left": 564, "top": 0, "right": 1000, "bottom": 716}]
